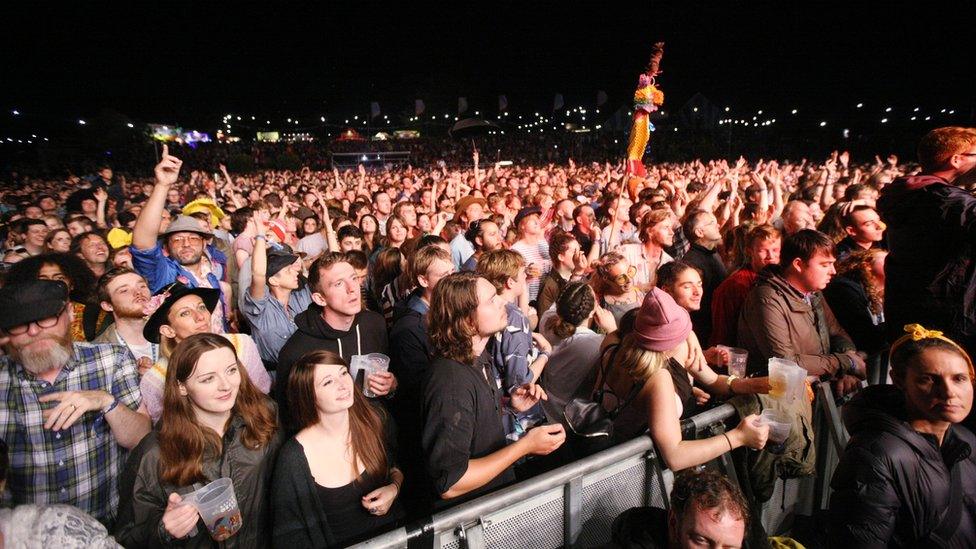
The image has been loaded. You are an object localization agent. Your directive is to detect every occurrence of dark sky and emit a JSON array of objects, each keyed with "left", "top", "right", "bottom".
[{"left": 1, "top": 1, "right": 972, "bottom": 130}]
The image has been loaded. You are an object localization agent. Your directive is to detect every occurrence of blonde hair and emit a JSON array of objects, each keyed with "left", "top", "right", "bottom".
[{"left": 615, "top": 332, "right": 669, "bottom": 382}]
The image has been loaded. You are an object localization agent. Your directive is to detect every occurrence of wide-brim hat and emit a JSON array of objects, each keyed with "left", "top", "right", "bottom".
[
  {"left": 0, "top": 279, "right": 69, "bottom": 331},
  {"left": 452, "top": 196, "right": 487, "bottom": 223},
  {"left": 142, "top": 282, "right": 221, "bottom": 343},
  {"left": 182, "top": 199, "right": 227, "bottom": 229},
  {"left": 161, "top": 215, "right": 213, "bottom": 239}
]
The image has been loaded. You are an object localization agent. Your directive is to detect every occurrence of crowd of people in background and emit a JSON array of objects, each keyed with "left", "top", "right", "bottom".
[{"left": 0, "top": 125, "right": 974, "bottom": 548}]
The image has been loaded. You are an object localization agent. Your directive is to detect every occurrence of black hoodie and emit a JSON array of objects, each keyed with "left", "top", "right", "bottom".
[
  {"left": 828, "top": 385, "right": 976, "bottom": 547},
  {"left": 275, "top": 304, "right": 388, "bottom": 428},
  {"left": 877, "top": 174, "right": 976, "bottom": 347}
]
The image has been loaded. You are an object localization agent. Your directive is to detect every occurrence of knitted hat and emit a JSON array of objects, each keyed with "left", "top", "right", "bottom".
[{"left": 632, "top": 287, "right": 693, "bottom": 352}]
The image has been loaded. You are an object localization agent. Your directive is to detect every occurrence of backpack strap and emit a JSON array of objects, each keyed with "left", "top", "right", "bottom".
[{"left": 925, "top": 462, "right": 963, "bottom": 546}]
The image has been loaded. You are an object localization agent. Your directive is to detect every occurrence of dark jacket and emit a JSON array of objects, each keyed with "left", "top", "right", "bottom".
[
  {"left": 878, "top": 175, "right": 976, "bottom": 350},
  {"left": 389, "top": 290, "right": 431, "bottom": 395},
  {"left": 737, "top": 265, "right": 855, "bottom": 377},
  {"left": 828, "top": 385, "right": 976, "bottom": 547},
  {"left": 276, "top": 305, "right": 388, "bottom": 428},
  {"left": 115, "top": 402, "right": 284, "bottom": 549},
  {"left": 823, "top": 273, "right": 887, "bottom": 355},
  {"left": 683, "top": 243, "right": 728, "bottom": 346}
]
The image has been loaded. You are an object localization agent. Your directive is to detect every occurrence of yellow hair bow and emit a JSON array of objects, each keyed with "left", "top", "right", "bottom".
[{"left": 902, "top": 323, "right": 944, "bottom": 341}]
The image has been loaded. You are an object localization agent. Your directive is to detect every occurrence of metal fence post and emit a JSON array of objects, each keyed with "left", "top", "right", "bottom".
[{"left": 564, "top": 476, "right": 583, "bottom": 548}]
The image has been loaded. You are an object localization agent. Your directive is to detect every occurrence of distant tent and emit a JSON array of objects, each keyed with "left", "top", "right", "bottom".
[{"left": 335, "top": 128, "right": 366, "bottom": 141}]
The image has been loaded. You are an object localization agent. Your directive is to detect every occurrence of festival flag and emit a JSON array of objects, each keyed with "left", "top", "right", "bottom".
[
  {"left": 553, "top": 93, "right": 564, "bottom": 112},
  {"left": 498, "top": 94, "right": 508, "bottom": 112},
  {"left": 415, "top": 99, "right": 425, "bottom": 116},
  {"left": 370, "top": 102, "right": 381, "bottom": 120},
  {"left": 597, "top": 90, "right": 608, "bottom": 107},
  {"left": 458, "top": 97, "right": 469, "bottom": 115}
]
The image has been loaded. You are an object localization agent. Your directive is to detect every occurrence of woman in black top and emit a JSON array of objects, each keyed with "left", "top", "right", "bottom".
[{"left": 271, "top": 350, "right": 404, "bottom": 547}]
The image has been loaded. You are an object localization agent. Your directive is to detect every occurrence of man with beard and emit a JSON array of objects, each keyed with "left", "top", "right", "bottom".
[
  {"left": 0, "top": 279, "right": 150, "bottom": 524},
  {"left": 131, "top": 145, "right": 228, "bottom": 330},
  {"left": 461, "top": 218, "right": 505, "bottom": 271},
  {"left": 92, "top": 268, "right": 155, "bottom": 375}
]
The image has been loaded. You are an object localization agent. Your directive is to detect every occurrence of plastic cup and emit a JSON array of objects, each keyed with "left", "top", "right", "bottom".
[
  {"left": 362, "top": 353, "right": 391, "bottom": 398},
  {"left": 723, "top": 347, "right": 748, "bottom": 378},
  {"left": 186, "top": 478, "right": 242, "bottom": 542},
  {"left": 768, "top": 358, "right": 805, "bottom": 403},
  {"left": 758, "top": 409, "right": 792, "bottom": 455}
]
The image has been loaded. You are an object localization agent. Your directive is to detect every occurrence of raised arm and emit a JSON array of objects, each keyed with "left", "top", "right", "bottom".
[
  {"left": 249, "top": 213, "right": 269, "bottom": 300},
  {"left": 313, "top": 188, "right": 340, "bottom": 251},
  {"left": 133, "top": 144, "right": 181, "bottom": 250}
]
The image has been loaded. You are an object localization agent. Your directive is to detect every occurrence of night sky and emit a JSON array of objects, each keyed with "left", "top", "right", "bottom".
[{"left": 1, "top": 1, "right": 972, "bottom": 130}]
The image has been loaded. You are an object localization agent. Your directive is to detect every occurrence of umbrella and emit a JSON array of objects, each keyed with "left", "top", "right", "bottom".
[{"left": 449, "top": 118, "right": 499, "bottom": 139}]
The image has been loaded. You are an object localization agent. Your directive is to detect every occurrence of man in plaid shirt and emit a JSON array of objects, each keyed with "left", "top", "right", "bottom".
[{"left": 0, "top": 280, "right": 150, "bottom": 525}]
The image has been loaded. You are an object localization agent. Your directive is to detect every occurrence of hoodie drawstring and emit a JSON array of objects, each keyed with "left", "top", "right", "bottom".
[{"left": 335, "top": 324, "right": 363, "bottom": 360}]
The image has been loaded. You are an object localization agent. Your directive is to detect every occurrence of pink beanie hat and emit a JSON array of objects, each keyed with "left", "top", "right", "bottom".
[{"left": 632, "top": 287, "right": 693, "bottom": 351}]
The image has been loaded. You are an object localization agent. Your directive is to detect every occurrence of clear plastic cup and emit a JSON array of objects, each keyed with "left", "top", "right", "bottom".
[
  {"left": 758, "top": 409, "right": 792, "bottom": 455},
  {"left": 724, "top": 347, "right": 748, "bottom": 378},
  {"left": 362, "top": 353, "right": 390, "bottom": 398},
  {"left": 184, "top": 478, "right": 242, "bottom": 542},
  {"left": 768, "top": 357, "right": 805, "bottom": 403}
]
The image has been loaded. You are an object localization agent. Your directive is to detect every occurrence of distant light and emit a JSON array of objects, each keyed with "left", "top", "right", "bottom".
[
  {"left": 320, "top": 116, "right": 325, "bottom": 122},
  {"left": 361, "top": 155, "right": 368, "bottom": 161},
  {"left": 126, "top": 123, "right": 134, "bottom": 128},
  {"left": 78, "top": 119, "right": 86, "bottom": 125},
  {"left": 914, "top": 107, "right": 920, "bottom": 112},
  {"left": 856, "top": 103, "right": 863, "bottom": 108},
  {"left": 757, "top": 110, "right": 763, "bottom": 115},
  {"left": 236, "top": 116, "right": 241, "bottom": 120},
  {"left": 885, "top": 107, "right": 892, "bottom": 112},
  {"left": 949, "top": 109, "right": 955, "bottom": 114},
  {"left": 11, "top": 110, "right": 19, "bottom": 115},
  {"left": 925, "top": 116, "right": 931, "bottom": 121},
  {"left": 819, "top": 121, "right": 827, "bottom": 127},
  {"left": 940, "top": 109, "right": 946, "bottom": 113},
  {"left": 911, "top": 116, "right": 917, "bottom": 121},
  {"left": 354, "top": 116, "right": 359, "bottom": 119},
  {"left": 771, "top": 119, "right": 776, "bottom": 123},
  {"left": 474, "top": 111, "right": 479, "bottom": 115},
  {"left": 724, "top": 107, "right": 730, "bottom": 112},
  {"left": 693, "top": 107, "right": 698, "bottom": 112},
  {"left": 881, "top": 118, "right": 888, "bottom": 123},
  {"left": 843, "top": 129, "right": 850, "bottom": 138},
  {"left": 444, "top": 114, "right": 449, "bottom": 119},
  {"left": 791, "top": 109, "right": 798, "bottom": 114}
]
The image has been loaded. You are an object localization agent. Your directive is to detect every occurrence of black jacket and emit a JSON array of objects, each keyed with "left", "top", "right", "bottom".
[
  {"left": 878, "top": 175, "right": 976, "bottom": 350},
  {"left": 828, "top": 385, "right": 976, "bottom": 547},
  {"left": 389, "top": 290, "right": 431, "bottom": 396},
  {"left": 683, "top": 243, "right": 728, "bottom": 346},
  {"left": 822, "top": 274, "right": 886, "bottom": 355},
  {"left": 275, "top": 305, "right": 388, "bottom": 428}
]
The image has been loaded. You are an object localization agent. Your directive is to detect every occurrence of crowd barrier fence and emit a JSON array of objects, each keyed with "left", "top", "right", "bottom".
[
  {"left": 354, "top": 386, "right": 851, "bottom": 549},
  {"left": 331, "top": 151, "right": 412, "bottom": 169}
]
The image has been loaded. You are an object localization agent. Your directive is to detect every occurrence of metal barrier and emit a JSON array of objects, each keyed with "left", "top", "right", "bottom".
[
  {"left": 331, "top": 151, "right": 412, "bottom": 169},
  {"left": 354, "top": 392, "right": 851, "bottom": 548},
  {"left": 353, "top": 404, "right": 738, "bottom": 549}
]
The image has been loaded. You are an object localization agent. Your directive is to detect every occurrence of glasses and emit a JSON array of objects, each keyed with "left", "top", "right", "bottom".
[
  {"left": 4, "top": 304, "right": 67, "bottom": 335},
  {"left": 169, "top": 235, "right": 204, "bottom": 246},
  {"left": 611, "top": 265, "right": 638, "bottom": 286}
]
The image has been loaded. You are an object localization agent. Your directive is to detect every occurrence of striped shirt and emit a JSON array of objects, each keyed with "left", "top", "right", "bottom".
[
  {"left": 0, "top": 343, "right": 142, "bottom": 524},
  {"left": 510, "top": 239, "right": 551, "bottom": 303}
]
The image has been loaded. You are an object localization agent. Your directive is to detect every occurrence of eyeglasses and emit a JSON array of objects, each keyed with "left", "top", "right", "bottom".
[
  {"left": 611, "top": 265, "right": 638, "bottom": 286},
  {"left": 169, "top": 235, "right": 204, "bottom": 246},
  {"left": 4, "top": 304, "right": 67, "bottom": 335}
]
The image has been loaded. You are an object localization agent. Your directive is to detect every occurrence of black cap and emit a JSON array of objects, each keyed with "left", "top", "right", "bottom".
[
  {"left": 143, "top": 282, "right": 220, "bottom": 343},
  {"left": 0, "top": 280, "right": 69, "bottom": 331},
  {"left": 267, "top": 252, "right": 300, "bottom": 281},
  {"left": 513, "top": 206, "right": 543, "bottom": 228}
]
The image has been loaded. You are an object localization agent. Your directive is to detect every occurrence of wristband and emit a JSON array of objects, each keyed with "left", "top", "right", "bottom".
[
  {"left": 254, "top": 234, "right": 266, "bottom": 240},
  {"left": 722, "top": 432, "right": 733, "bottom": 451},
  {"left": 845, "top": 355, "right": 857, "bottom": 376}
]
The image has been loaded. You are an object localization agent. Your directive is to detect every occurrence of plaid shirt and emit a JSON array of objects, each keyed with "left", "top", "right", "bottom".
[{"left": 0, "top": 342, "right": 142, "bottom": 524}]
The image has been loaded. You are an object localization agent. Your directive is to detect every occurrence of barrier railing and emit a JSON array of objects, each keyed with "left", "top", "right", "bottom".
[
  {"left": 353, "top": 404, "right": 738, "bottom": 549},
  {"left": 331, "top": 151, "right": 412, "bottom": 169},
  {"left": 354, "top": 391, "right": 850, "bottom": 548}
]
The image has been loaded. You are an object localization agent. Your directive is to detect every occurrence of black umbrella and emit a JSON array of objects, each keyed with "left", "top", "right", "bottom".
[{"left": 449, "top": 118, "right": 499, "bottom": 139}]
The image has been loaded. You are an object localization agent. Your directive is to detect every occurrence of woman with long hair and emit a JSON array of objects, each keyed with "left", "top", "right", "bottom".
[
  {"left": 823, "top": 248, "right": 888, "bottom": 357},
  {"left": 117, "top": 333, "right": 282, "bottom": 547},
  {"left": 4, "top": 252, "right": 108, "bottom": 341},
  {"left": 140, "top": 282, "right": 272, "bottom": 422},
  {"left": 358, "top": 214, "right": 379, "bottom": 254},
  {"left": 370, "top": 247, "right": 404, "bottom": 323},
  {"left": 829, "top": 324, "right": 976, "bottom": 547},
  {"left": 272, "top": 350, "right": 404, "bottom": 546},
  {"left": 601, "top": 288, "right": 768, "bottom": 471},
  {"left": 383, "top": 216, "right": 409, "bottom": 250}
]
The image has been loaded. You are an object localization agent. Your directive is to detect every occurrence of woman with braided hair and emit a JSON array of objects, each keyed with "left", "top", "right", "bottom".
[
  {"left": 828, "top": 324, "right": 976, "bottom": 547},
  {"left": 540, "top": 282, "right": 617, "bottom": 425}
]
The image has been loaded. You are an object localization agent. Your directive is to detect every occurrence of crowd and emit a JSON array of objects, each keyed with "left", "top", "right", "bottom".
[{"left": 0, "top": 125, "right": 974, "bottom": 548}]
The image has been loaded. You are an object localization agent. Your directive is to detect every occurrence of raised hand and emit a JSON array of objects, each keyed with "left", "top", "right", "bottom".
[{"left": 154, "top": 144, "right": 183, "bottom": 186}]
